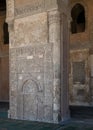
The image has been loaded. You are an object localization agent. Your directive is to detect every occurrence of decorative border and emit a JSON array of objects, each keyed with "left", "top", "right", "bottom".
[{"left": 15, "top": 1, "right": 45, "bottom": 18}]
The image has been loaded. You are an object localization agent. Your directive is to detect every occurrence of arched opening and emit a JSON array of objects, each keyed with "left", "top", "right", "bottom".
[
  {"left": 71, "top": 3, "right": 85, "bottom": 34},
  {"left": 0, "top": 0, "right": 9, "bottom": 113}
]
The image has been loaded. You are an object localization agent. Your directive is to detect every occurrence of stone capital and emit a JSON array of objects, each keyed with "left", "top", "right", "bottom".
[{"left": 48, "top": 10, "right": 60, "bottom": 25}]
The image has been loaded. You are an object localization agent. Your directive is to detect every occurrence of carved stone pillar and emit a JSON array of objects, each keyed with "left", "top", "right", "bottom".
[
  {"left": 48, "top": 8, "right": 70, "bottom": 122},
  {"left": 48, "top": 10, "right": 61, "bottom": 123},
  {"left": 8, "top": 21, "right": 18, "bottom": 119},
  {"left": 6, "top": 0, "right": 70, "bottom": 123},
  {"left": 6, "top": 0, "right": 17, "bottom": 119}
]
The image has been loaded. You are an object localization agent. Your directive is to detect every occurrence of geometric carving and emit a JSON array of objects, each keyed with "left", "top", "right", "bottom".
[
  {"left": 15, "top": 42, "right": 54, "bottom": 121},
  {"left": 15, "top": 0, "right": 45, "bottom": 18},
  {"left": 10, "top": 34, "right": 54, "bottom": 121}
]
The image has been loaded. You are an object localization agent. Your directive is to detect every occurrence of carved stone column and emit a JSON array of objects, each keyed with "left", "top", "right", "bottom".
[
  {"left": 48, "top": 8, "right": 70, "bottom": 122},
  {"left": 8, "top": 21, "right": 18, "bottom": 119},
  {"left": 6, "top": 0, "right": 17, "bottom": 119},
  {"left": 48, "top": 10, "right": 61, "bottom": 123}
]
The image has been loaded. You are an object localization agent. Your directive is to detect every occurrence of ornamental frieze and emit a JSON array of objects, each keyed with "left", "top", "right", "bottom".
[{"left": 15, "top": 0, "right": 45, "bottom": 18}]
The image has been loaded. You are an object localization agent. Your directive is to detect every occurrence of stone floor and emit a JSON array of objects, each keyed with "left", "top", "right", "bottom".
[
  {"left": 0, "top": 118, "right": 93, "bottom": 130},
  {"left": 0, "top": 109, "right": 93, "bottom": 130}
]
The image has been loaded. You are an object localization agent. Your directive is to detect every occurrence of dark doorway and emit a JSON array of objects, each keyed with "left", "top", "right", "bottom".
[{"left": 71, "top": 3, "right": 85, "bottom": 34}]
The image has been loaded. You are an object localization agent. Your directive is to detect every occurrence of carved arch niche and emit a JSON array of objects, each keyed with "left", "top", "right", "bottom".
[
  {"left": 17, "top": 77, "right": 43, "bottom": 120},
  {"left": 22, "top": 79, "right": 38, "bottom": 120}
]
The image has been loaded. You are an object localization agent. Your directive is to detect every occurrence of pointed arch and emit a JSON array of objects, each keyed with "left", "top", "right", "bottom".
[{"left": 71, "top": 3, "right": 85, "bottom": 33}]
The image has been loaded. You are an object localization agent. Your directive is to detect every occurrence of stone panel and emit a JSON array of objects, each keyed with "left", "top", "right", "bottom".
[
  {"left": 15, "top": 0, "right": 59, "bottom": 18},
  {"left": 13, "top": 12, "right": 48, "bottom": 48},
  {"left": 73, "top": 61, "right": 85, "bottom": 84},
  {"left": 10, "top": 42, "right": 54, "bottom": 122},
  {"left": 15, "top": 0, "right": 45, "bottom": 18}
]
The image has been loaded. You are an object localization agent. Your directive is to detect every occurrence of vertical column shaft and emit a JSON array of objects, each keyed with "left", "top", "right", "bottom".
[{"left": 48, "top": 9, "right": 61, "bottom": 123}]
